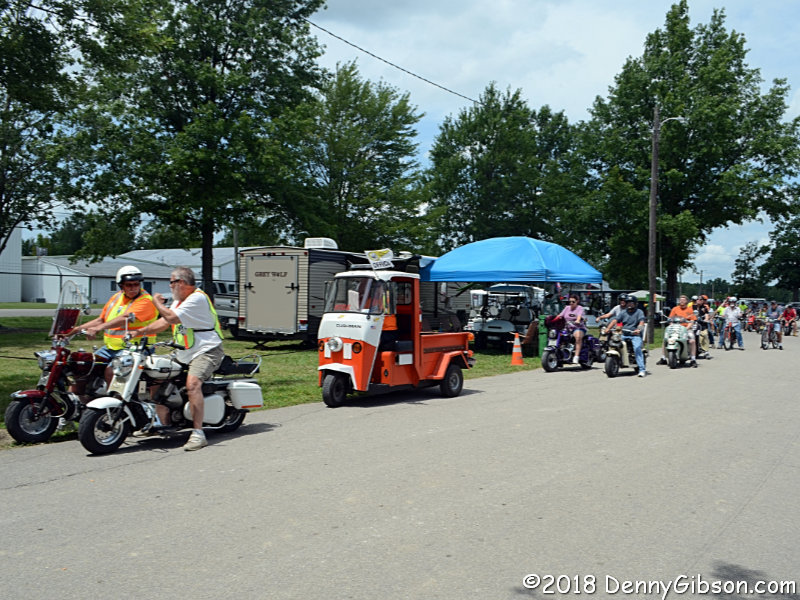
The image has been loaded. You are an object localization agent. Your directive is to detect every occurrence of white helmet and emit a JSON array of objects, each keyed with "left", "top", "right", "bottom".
[
  {"left": 116, "top": 265, "right": 143, "bottom": 286},
  {"left": 728, "top": 296, "right": 737, "bottom": 303}
]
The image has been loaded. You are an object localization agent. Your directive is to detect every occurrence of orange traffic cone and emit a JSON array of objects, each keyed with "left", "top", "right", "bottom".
[{"left": 511, "top": 332, "right": 524, "bottom": 365}]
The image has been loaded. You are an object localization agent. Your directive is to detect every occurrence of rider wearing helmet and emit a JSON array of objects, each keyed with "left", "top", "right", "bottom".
[
  {"left": 717, "top": 296, "right": 744, "bottom": 350},
  {"left": 607, "top": 294, "right": 647, "bottom": 377},
  {"left": 68, "top": 265, "right": 159, "bottom": 361}
]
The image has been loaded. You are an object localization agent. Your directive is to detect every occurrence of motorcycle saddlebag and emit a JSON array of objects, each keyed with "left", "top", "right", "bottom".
[{"left": 228, "top": 381, "right": 264, "bottom": 410}]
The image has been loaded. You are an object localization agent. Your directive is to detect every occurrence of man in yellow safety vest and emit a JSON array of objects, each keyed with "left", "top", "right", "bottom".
[{"left": 138, "top": 266, "right": 224, "bottom": 451}]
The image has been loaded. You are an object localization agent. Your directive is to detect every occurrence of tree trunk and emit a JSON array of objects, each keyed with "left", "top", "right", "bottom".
[{"left": 201, "top": 217, "right": 215, "bottom": 300}]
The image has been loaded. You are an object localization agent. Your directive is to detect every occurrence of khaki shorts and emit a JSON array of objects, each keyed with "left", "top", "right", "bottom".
[{"left": 187, "top": 345, "right": 225, "bottom": 380}]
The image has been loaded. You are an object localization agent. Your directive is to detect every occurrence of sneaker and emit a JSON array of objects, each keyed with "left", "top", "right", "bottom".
[
  {"left": 183, "top": 431, "right": 208, "bottom": 451},
  {"left": 571, "top": 356, "right": 579, "bottom": 364},
  {"left": 691, "top": 360, "right": 698, "bottom": 368},
  {"left": 656, "top": 358, "right": 667, "bottom": 365},
  {"left": 739, "top": 347, "right": 745, "bottom": 351},
  {"left": 638, "top": 371, "right": 646, "bottom": 378}
]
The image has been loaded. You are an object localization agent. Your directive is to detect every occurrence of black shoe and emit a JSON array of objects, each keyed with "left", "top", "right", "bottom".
[
  {"left": 691, "top": 360, "right": 698, "bottom": 368},
  {"left": 656, "top": 358, "right": 667, "bottom": 365}
]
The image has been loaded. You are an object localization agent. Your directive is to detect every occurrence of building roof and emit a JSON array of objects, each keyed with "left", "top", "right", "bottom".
[
  {"left": 119, "top": 247, "right": 247, "bottom": 268},
  {"left": 33, "top": 256, "right": 176, "bottom": 279}
]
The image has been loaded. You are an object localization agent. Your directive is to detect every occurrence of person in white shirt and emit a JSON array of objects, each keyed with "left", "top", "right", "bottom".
[{"left": 139, "top": 267, "right": 225, "bottom": 451}]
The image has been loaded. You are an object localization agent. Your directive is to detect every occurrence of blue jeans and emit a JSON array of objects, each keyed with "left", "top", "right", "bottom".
[{"left": 622, "top": 334, "right": 646, "bottom": 371}]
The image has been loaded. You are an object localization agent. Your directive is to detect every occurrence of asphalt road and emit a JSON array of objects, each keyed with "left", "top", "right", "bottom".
[{"left": 1, "top": 329, "right": 799, "bottom": 600}]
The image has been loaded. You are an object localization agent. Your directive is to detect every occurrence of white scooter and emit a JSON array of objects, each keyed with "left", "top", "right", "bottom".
[{"left": 78, "top": 338, "right": 263, "bottom": 454}]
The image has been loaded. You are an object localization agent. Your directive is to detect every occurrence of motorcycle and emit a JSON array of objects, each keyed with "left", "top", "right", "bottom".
[
  {"left": 761, "top": 318, "right": 782, "bottom": 350},
  {"left": 602, "top": 324, "right": 648, "bottom": 378},
  {"left": 720, "top": 320, "right": 738, "bottom": 351},
  {"left": 5, "top": 282, "right": 108, "bottom": 444},
  {"left": 663, "top": 316, "right": 691, "bottom": 369},
  {"left": 78, "top": 338, "right": 264, "bottom": 455},
  {"left": 541, "top": 316, "right": 601, "bottom": 372}
]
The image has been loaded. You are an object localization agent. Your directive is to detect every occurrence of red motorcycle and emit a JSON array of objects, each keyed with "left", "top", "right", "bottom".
[{"left": 5, "top": 285, "right": 108, "bottom": 444}]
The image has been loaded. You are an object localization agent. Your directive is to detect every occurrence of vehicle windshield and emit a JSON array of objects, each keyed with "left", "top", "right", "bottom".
[{"left": 324, "top": 277, "right": 393, "bottom": 315}]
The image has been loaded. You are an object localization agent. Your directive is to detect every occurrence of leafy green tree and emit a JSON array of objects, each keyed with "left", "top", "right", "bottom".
[
  {"left": 424, "top": 84, "right": 582, "bottom": 252},
  {"left": 761, "top": 210, "right": 800, "bottom": 300},
  {"left": 284, "top": 61, "right": 424, "bottom": 251},
  {"left": 585, "top": 1, "right": 800, "bottom": 297},
  {"left": 78, "top": 0, "right": 325, "bottom": 292},
  {"left": 0, "top": 1, "right": 157, "bottom": 258},
  {"left": 731, "top": 241, "right": 766, "bottom": 297}
]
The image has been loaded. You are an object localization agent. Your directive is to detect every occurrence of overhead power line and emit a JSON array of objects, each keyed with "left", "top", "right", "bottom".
[{"left": 302, "top": 17, "right": 479, "bottom": 105}]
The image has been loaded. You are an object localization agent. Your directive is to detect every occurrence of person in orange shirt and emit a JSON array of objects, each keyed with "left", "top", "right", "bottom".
[
  {"left": 657, "top": 294, "right": 699, "bottom": 367},
  {"left": 67, "top": 265, "right": 158, "bottom": 396}
]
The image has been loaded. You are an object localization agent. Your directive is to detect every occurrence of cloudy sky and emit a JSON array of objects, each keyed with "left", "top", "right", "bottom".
[{"left": 310, "top": 0, "right": 800, "bottom": 282}]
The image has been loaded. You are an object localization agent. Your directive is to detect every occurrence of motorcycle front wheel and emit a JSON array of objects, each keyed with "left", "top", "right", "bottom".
[
  {"left": 668, "top": 350, "right": 678, "bottom": 369},
  {"left": 724, "top": 331, "right": 734, "bottom": 351},
  {"left": 4, "top": 400, "right": 59, "bottom": 444},
  {"left": 541, "top": 350, "right": 559, "bottom": 372},
  {"left": 604, "top": 356, "right": 619, "bottom": 378},
  {"left": 78, "top": 409, "right": 130, "bottom": 454}
]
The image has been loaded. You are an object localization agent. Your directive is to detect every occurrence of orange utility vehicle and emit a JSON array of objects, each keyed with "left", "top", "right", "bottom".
[{"left": 318, "top": 267, "right": 475, "bottom": 407}]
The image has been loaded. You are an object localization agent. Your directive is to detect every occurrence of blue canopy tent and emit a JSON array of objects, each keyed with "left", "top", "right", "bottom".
[{"left": 420, "top": 237, "right": 602, "bottom": 284}]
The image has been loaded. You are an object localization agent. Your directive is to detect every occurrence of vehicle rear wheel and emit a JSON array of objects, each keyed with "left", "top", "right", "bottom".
[
  {"left": 604, "top": 356, "right": 619, "bottom": 378},
  {"left": 218, "top": 408, "right": 246, "bottom": 433},
  {"left": 541, "top": 350, "right": 558, "bottom": 372},
  {"left": 322, "top": 372, "right": 348, "bottom": 408},
  {"left": 439, "top": 364, "right": 464, "bottom": 397},
  {"left": 4, "top": 400, "right": 59, "bottom": 444}
]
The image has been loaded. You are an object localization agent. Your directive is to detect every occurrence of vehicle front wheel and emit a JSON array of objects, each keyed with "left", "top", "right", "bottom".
[
  {"left": 4, "top": 400, "right": 59, "bottom": 444},
  {"left": 322, "top": 372, "right": 348, "bottom": 408},
  {"left": 604, "top": 356, "right": 619, "bottom": 378},
  {"left": 439, "top": 364, "right": 464, "bottom": 397},
  {"left": 78, "top": 409, "right": 130, "bottom": 455},
  {"left": 541, "top": 350, "right": 558, "bottom": 372},
  {"left": 668, "top": 350, "right": 678, "bottom": 369}
]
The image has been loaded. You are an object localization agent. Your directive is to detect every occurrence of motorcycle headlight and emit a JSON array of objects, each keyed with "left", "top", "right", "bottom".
[
  {"left": 611, "top": 332, "right": 622, "bottom": 342},
  {"left": 35, "top": 350, "right": 56, "bottom": 371},
  {"left": 547, "top": 329, "right": 557, "bottom": 340},
  {"left": 112, "top": 354, "right": 134, "bottom": 378}
]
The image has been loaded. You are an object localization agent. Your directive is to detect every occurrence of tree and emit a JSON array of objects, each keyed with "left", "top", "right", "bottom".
[
  {"left": 0, "top": 1, "right": 75, "bottom": 256},
  {"left": 585, "top": 1, "right": 800, "bottom": 297},
  {"left": 731, "top": 241, "right": 765, "bottom": 297},
  {"left": 78, "top": 0, "right": 325, "bottom": 294},
  {"left": 761, "top": 209, "right": 800, "bottom": 300},
  {"left": 0, "top": 1, "right": 157, "bottom": 258},
  {"left": 424, "top": 84, "right": 582, "bottom": 252},
  {"left": 286, "top": 61, "right": 424, "bottom": 251}
]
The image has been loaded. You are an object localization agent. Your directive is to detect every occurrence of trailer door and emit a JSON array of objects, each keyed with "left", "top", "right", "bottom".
[{"left": 244, "top": 255, "right": 299, "bottom": 333}]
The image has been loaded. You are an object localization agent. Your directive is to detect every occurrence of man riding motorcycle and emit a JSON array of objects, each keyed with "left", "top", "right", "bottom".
[
  {"left": 717, "top": 296, "right": 744, "bottom": 350},
  {"left": 607, "top": 294, "right": 647, "bottom": 378},
  {"left": 657, "top": 294, "right": 698, "bottom": 367}
]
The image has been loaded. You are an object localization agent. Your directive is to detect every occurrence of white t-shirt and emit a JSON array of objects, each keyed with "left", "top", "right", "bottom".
[{"left": 171, "top": 289, "right": 222, "bottom": 363}]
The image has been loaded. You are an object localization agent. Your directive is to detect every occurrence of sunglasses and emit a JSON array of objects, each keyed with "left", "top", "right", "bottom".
[{"left": 169, "top": 279, "right": 182, "bottom": 285}]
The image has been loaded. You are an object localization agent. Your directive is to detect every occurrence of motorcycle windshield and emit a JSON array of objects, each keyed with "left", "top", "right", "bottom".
[{"left": 323, "top": 277, "right": 393, "bottom": 315}]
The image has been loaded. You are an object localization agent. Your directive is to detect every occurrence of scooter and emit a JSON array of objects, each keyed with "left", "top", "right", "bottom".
[
  {"left": 603, "top": 324, "right": 648, "bottom": 378},
  {"left": 663, "top": 316, "right": 691, "bottom": 369},
  {"left": 78, "top": 338, "right": 263, "bottom": 455},
  {"left": 541, "top": 316, "right": 601, "bottom": 372}
]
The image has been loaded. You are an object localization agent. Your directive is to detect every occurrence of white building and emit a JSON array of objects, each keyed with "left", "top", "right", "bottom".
[
  {"left": 0, "top": 227, "right": 22, "bottom": 302},
  {"left": 20, "top": 248, "right": 245, "bottom": 303}
]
